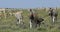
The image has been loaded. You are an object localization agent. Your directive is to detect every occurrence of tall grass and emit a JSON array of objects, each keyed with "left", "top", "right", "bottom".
[{"left": 0, "top": 8, "right": 60, "bottom": 32}]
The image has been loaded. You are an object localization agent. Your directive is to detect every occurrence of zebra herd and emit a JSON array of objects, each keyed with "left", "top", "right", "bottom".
[
  {"left": 14, "top": 8, "right": 58, "bottom": 28},
  {"left": 0, "top": 8, "right": 58, "bottom": 28}
]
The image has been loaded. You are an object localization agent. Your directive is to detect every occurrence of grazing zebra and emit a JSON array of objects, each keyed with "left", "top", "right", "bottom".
[
  {"left": 14, "top": 11, "right": 23, "bottom": 25},
  {"left": 29, "top": 9, "right": 44, "bottom": 28},
  {"left": 48, "top": 8, "right": 58, "bottom": 23}
]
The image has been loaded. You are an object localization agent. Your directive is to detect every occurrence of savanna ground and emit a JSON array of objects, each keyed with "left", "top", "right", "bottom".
[{"left": 0, "top": 8, "right": 60, "bottom": 32}]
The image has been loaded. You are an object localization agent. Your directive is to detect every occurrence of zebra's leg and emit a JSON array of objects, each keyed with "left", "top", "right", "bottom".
[
  {"left": 52, "top": 16, "right": 55, "bottom": 23},
  {"left": 33, "top": 22, "right": 37, "bottom": 28},
  {"left": 30, "top": 20, "right": 32, "bottom": 28},
  {"left": 16, "top": 19, "right": 21, "bottom": 24},
  {"left": 20, "top": 18, "right": 23, "bottom": 24},
  {"left": 37, "top": 23, "right": 40, "bottom": 28},
  {"left": 16, "top": 19, "right": 19, "bottom": 25},
  {"left": 18, "top": 19, "right": 21, "bottom": 24},
  {"left": 51, "top": 16, "right": 53, "bottom": 23},
  {"left": 54, "top": 16, "right": 57, "bottom": 23}
]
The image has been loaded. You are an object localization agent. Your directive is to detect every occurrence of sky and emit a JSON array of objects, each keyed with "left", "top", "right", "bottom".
[{"left": 0, "top": 0, "right": 60, "bottom": 8}]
